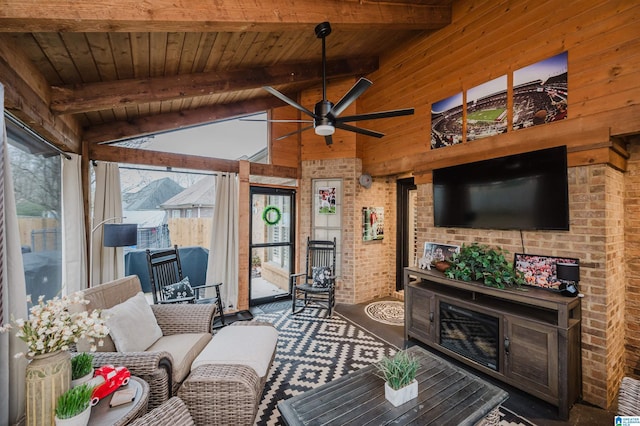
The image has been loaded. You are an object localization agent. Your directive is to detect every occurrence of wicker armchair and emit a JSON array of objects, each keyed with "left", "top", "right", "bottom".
[
  {"left": 618, "top": 376, "right": 640, "bottom": 416},
  {"left": 79, "top": 276, "right": 217, "bottom": 410},
  {"left": 129, "top": 397, "right": 194, "bottom": 426}
]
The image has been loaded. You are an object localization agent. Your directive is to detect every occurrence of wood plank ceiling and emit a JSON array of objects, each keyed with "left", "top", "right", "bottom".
[{"left": 0, "top": 0, "right": 452, "bottom": 149}]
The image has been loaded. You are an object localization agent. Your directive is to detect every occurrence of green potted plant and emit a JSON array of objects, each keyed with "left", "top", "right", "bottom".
[
  {"left": 444, "top": 243, "right": 525, "bottom": 289},
  {"left": 375, "top": 350, "right": 420, "bottom": 407},
  {"left": 54, "top": 383, "right": 94, "bottom": 426},
  {"left": 71, "top": 353, "right": 94, "bottom": 388}
]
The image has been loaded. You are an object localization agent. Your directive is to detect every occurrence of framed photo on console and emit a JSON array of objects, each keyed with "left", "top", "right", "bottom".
[
  {"left": 423, "top": 242, "right": 460, "bottom": 262},
  {"left": 513, "top": 253, "right": 579, "bottom": 290}
]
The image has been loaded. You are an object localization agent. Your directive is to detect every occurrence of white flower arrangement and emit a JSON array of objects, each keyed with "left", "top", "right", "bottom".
[{"left": 0, "top": 292, "right": 109, "bottom": 358}]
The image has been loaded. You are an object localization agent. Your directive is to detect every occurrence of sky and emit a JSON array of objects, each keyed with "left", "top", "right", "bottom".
[
  {"left": 117, "top": 112, "right": 268, "bottom": 192},
  {"left": 513, "top": 51, "right": 568, "bottom": 86},
  {"left": 139, "top": 112, "right": 268, "bottom": 160}
]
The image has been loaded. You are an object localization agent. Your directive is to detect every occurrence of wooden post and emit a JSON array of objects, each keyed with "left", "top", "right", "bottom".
[{"left": 237, "top": 160, "right": 250, "bottom": 311}]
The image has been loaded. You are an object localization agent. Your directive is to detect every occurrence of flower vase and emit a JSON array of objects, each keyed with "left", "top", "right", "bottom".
[
  {"left": 54, "top": 405, "right": 91, "bottom": 426},
  {"left": 25, "top": 350, "right": 72, "bottom": 426},
  {"left": 384, "top": 379, "right": 418, "bottom": 407}
]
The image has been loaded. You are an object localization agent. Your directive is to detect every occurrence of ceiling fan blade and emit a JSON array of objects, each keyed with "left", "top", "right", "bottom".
[
  {"left": 329, "top": 78, "right": 373, "bottom": 118},
  {"left": 263, "top": 86, "right": 317, "bottom": 118},
  {"left": 275, "top": 125, "right": 314, "bottom": 141},
  {"left": 334, "top": 122, "right": 384, "bottom": 138},
  {"left": 336, "top": 108, "right": 415, "bottom": 123},
  {"left": 324, "top": 135, "right": 333, "bottom": 145},
  {"left": 240, "top": 118, "right": 312, "bottom": 123}
]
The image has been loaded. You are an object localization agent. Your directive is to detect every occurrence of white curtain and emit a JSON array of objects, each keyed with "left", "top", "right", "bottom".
[
  {"left": 206, "top": 174, "right": 238, "bottom": 310},
  {"left": 91, "top": 162, "right": 124, "bottom": 286},
  {"left": 0, "top": 84, "right": 29, "bottom": 425},
  {"left": 62, "top": 153, "right": 87, "bottom": 294}
]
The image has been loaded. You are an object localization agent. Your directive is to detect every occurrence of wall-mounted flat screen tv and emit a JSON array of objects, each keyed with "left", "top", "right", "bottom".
[{"left": 433, "top": 146, "right": 569, "bottom": 230}]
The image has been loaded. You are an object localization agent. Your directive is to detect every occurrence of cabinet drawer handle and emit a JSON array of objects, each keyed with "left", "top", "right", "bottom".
[{"left": 504, "top": 336, "right": 510, "bottom": 355}]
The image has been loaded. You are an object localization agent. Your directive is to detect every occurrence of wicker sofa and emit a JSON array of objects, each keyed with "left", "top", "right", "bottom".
[{"left": 78, "top": 275, "right": 216, "bottom": 409}]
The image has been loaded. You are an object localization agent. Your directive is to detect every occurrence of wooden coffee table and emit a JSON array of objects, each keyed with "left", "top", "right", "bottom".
[{"left": 278, "top": 345, "right": 508, "bottom": 425}]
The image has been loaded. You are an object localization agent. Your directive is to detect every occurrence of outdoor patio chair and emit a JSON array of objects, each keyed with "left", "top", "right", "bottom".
[
  {"left": 290, "top": 237, "right": 337, "bottom": 316},
  {"left": 146, "top": 245, "right": 225, "bottom": 326}
]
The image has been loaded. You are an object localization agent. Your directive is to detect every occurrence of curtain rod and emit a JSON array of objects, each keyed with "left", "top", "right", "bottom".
[
  {"left": 4, "top": 111, "right": 72, "bottom": 160},
  {"left": 114, "top": 164, "right": 219, "bottom": 176}
]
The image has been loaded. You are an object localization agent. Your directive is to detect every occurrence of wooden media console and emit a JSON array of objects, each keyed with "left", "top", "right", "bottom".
[{"left": 404, "top": 267, "right": 581, "bottom": 419}]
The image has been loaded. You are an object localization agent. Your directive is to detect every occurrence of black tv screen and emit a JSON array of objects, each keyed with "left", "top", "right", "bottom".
[{"left": 433, "top": 146, "right": 569, "bottom": 230}]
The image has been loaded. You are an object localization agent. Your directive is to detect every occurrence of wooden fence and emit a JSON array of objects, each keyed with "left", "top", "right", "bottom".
[
  {"left": 18, "top": 217, "right": 59, "bottom": 251},
  {"left": 168, "top": 218, "right": 212, "bottom": 248}
]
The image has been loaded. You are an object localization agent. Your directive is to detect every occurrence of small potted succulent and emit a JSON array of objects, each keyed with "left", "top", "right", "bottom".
[
  {"left": 71, "top": 353, "right": 94, "bottom": 388},
  {"left": 375, "top": 350, "right": 420, "bottom": 407},
  {"left": 54, "top": 383, "right": 94, "bottom": 426}
]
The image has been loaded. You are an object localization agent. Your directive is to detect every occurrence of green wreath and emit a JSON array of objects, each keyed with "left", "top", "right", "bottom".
[{"left": 262, "top": 205, "right": 282, "bottom": 226}]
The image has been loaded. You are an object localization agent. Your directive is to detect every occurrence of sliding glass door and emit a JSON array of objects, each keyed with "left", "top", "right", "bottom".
[{"left": 249, "top": 186, "right": 295, "bottom": 306}]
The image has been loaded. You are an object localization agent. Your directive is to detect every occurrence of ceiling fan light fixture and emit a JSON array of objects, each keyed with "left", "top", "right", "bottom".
[{"left": 315, "top": 124, "right": 335, "bottom": 136}]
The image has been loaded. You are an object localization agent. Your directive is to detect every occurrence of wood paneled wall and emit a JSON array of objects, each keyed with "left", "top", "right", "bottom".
[{"left": 357, "top": 0, "right": 639, "bottom": 176}]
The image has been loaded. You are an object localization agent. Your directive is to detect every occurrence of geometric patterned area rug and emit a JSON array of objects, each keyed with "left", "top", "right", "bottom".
[
  {"left": 253, "top": 307, "right": 397, "bottom": 425},
  {"left": 253, "top": 306, "right": 536, "bottom": 426},
  {"left": 364, "top": 300, "right": 405, "bottom": 326}
]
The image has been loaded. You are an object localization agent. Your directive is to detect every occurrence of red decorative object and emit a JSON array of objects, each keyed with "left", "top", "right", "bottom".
[{"left": 89, "top": 365, "right": 131, "bottom": 406}]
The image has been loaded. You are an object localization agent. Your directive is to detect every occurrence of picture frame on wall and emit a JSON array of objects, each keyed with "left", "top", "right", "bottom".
[
  {"left": 431, "top": 92, "right": 463, "bottom": 149},
  {"left": 362, "top": 207, "right": 384, "bottom": 241},
  {"left": 513, "top": 253, "right": 579, "bottom": 290},
  {"left": 513, "top": 51, "right": 568, "bottom": 130},
  {"left": 317, "top": 187, "right": 336, "bottom": 214}
]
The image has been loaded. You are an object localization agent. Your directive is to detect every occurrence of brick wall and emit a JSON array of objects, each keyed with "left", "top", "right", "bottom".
[
  {"left": 300, "top": 159, "right": 398, "bottom": 304},
  {"left": 301, "top": 159, "right": 632, "bottom": 409},
  {"left": 414, "top": 164, "right": 626, "bottom": 409}
]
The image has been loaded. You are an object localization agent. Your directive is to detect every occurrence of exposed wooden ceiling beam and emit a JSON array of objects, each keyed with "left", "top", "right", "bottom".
[
  {"left": 83, "top": 95, "right": 291, "bottom": 144},
  {"left": 90, "top": 144, "right": 240, "bottom": 173},
  {"left": 51, "top": 57, "right": 378, "bottom": 115},
  {"left": 0, "top": 34, "right": 82, "bottom": 153},
  {"left": 0, "top": 0, "right": 451, "bottom": 32}
]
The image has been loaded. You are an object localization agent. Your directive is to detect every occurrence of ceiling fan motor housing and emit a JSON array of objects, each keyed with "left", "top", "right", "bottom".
[{"left": 314, "top": 100, "right": 335, "bottom": 136}]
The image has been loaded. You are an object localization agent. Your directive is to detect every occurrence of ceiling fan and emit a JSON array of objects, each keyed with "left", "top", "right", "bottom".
[{"left": 262, "top": 22, "right": 415, "bottom": 145}]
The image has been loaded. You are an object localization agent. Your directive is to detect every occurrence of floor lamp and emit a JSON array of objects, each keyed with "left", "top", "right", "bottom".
[{"left": 90, "top": 218, "right": 138, "bottom": 286}]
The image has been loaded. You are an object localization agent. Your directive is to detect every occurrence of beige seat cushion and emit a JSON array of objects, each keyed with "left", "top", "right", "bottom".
[
  {"left": 147, "top": 333, "right": 212, "bottom": 384},
  {"left": 191, "top": 325, "right": 278, "bottom": 378}
]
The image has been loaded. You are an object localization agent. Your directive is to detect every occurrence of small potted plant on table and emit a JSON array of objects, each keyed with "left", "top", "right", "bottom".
[
  {"left": 54, "top": 383, "right": 94, "bottom": 426},
  {"left": 71, "top": 353, "right": 94, "bottom": 388},
  {"left": 376, "top": 350, "right": 420, "bottom": 407}
]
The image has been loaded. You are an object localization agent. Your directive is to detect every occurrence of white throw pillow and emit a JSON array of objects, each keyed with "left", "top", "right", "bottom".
[{"left": 102, "top": 292, "right": 163, "bottom": 352}]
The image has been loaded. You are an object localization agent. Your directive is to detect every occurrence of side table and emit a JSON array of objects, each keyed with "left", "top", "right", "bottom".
[{"left": 89, "top": 376, "right": 149, "bottom": 426}]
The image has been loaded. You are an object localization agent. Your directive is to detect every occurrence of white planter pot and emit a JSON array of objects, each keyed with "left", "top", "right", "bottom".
[
  {"left": 385, "top": 379, "right": 418, "bottom": 407},
  {"left": 54, "top": 405, "right": 91, "bottom": 426},
  {"left": 71, "top": 370, "right": 94, "bottom": 388}
]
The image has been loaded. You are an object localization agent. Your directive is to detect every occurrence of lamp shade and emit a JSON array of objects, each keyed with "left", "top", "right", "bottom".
[
  {"left": 103, "top": 223, "right": 138, "bottom": 247},
  {"left": 556, "top": 262, "right": 580, "bottom": 282}
]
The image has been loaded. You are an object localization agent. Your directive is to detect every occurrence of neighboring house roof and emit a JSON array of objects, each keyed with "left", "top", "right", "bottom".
[
  {"left": 161, "top": 176, "right": 215, "bottom": 209},
  {"left": 123, "top": 177, "right": 184, "bottom": 210}
]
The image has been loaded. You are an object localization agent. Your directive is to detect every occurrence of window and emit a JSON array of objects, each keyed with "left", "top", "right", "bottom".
[
  {"left": 117, "top": 165, "right": 213, "bottom": 250},
  {"left": 6, "top": 115, "right": 62, "bottom": 301},
  {"left": 312, "top": 179, "right": 342, "bottom": 275}
]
